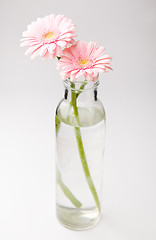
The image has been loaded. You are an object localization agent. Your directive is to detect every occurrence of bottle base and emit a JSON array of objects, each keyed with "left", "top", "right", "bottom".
[{"left": 56, "top": 204, "right": 101, "bottom": 231}]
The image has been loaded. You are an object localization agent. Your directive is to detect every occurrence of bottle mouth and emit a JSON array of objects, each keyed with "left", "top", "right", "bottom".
[{"left": 64, "top": 78, "right": 99, "bottom": 91}]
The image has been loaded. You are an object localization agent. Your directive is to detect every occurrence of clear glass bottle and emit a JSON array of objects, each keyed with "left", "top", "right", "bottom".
[{"left": 55, "top": 78, "right": 106, "bottom": 230}]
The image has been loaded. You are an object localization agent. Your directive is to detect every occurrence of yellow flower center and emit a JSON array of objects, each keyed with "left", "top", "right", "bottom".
[
  {"left": 43, "top": 32, "right": 54, "bottom": 40},
  {"left": 79, "top": 58, "right": 89, "bottom": 66}
]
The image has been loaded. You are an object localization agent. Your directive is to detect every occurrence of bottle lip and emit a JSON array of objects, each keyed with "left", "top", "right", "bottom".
[{"left": 64, "top": 78, "right": 99, "bottom": 91}]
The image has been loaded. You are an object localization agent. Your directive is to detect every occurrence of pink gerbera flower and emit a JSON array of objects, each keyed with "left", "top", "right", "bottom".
[
  {"left": 20, "top": 14, "right": 76, "bottom": 59},
  {"left": 57, "top": 41, "right": 112, "bottom": 81}
]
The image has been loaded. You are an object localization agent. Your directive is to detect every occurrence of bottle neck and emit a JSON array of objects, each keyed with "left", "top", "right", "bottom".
[{"left": 63, "top": 79, "right": 99, "bottom": 104}]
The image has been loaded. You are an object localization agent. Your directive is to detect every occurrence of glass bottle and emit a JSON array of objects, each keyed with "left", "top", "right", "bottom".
[{"left": 55, "top": 77, "right": 106, "bottom": 230}]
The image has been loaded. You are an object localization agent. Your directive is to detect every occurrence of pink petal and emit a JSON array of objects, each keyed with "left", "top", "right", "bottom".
[
  {"left": 75, "top": 70, "right": 84, "bottom": 79},
  {"left": 48, "top": 43, "right": 56, "bottom": 53},
  {"left": 21, "top": 13, "right": 76, "bottom": 59},
  {"left": 55, "top": 46, "right": 62, "bottom": 57},
  {"left": 25, "top": 44, "right": 42, "bottom": 55},
  {"left": 39, "top": 45, "right": 48, "bottom": 56},
  {"left": 93, "top": 46, "right": 105, "bottom": 58},
  {"left": 43, "top": 50, "right": 51, "bottom": 59},
  {"left": 31, "top": 48, "right": 41, "bottom": 59},
  {"left": 86, "top": 41, "right": 97, "bottom": 57},
  {"left": 56, "top": 40, "right": 66, "bottom": 48},
  {"left": 85, "top": 69, "right": 94, "bottom": 74}
]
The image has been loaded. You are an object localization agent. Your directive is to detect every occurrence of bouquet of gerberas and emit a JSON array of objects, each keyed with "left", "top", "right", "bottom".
[{"left": 21, "top": 13, "right": 112, "bottom": 230}]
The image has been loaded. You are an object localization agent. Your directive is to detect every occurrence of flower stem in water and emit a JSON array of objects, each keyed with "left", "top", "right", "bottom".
[
  {"left": 56, "top": 169, "right": 82, "bottom": 208},
  {"left": 55, "top": 115, "right": 82, "bottom": 208},
  {"left": 70, "top": 82, "right": 101, "bottom": 212}
]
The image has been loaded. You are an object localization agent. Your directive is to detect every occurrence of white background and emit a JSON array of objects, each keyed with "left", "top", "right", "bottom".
[{"left": 0, "top": 0, "right": 156, "bottom": 239}]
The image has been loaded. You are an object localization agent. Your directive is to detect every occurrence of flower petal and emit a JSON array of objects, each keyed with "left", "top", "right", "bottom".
[
  {"left": 21, "top": 14, "right": 76, "bottom": 59},
  {"left": 57, "top": 40, "right": 112, "bottom": 81}
]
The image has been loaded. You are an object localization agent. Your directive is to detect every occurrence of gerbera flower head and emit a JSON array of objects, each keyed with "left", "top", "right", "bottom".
[
  {"left": 20, "top": 14, "right": 76, "bottom": 59},
  {"left": 57, "top": 41, "right": 112, "bottom": 82}
]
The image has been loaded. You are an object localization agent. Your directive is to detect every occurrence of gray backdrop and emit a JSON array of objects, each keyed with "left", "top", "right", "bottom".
[{"left": 0, "top": 0, "right": 156, "bottom": 239}]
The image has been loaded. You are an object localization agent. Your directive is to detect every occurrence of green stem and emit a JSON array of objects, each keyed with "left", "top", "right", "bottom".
[
  {"left": 67, "top": 81, "right": 87, "bottom": 123},
  {"left": 56, "top": 169, "right": 82, "bottom": 208},
  {"left": 74, "top": 127, "right": 100, "bottom": 212},
  {"left": 70, "top": 81, "right": 87, "bottom": 107},
  {"left": 55, "top": 115, "right": 82, "bottom": 208},
  {"left": 70, "top": 83, "right": 101, "bottom": 212},
  {"left": 55, "top": 115, "right": 61, "bottom": 135},
  {"left": 70, "top": 82, "right": 81, "bottom": 126}
]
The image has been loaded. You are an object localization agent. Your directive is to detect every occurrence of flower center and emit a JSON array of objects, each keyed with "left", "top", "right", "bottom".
[
  {"left": 43, "top": 32, "right": 54, "bottom": 40},
  {"left": 78, "top": 58, "right": 89, "bottom": 66}
]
